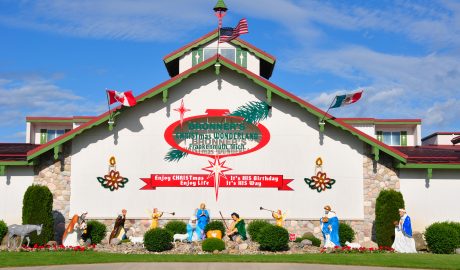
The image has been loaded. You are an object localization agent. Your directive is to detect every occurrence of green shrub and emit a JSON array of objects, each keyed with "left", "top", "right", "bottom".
[
  {"left": 247, "top": 220, "right": 271, "bottom": 243},
  {"left": 259, "top": 225, "right": 289, "bottom": 251},
  {"left": 202, "top": 237, "right": 225, "bottom": 252},
  {"left": 0, "top": 220, "right": 7, "bottom": 242},
  {"left": 204, "top": 221, "right": 226, "bottom": 236},
  {"left": 22, "top": 185, "right": 54, "bottom": 245},
  {"left": 144, "top": 228, "right": 173, "bottom": 252},
  {"left": 444, "top": 222, "right": 460, "bottom": 247},
  {"left": 294, "top": 237, "right": 303, "bottom": 243},
  {"left": 165, "top": 220, "right": 187, "bottom": 235},
  {"left": 375, "top": 189, "right": 405, "bottom": 247},
  {"left": 87, "top": 221, "right": 107, "bottom": 244},
  {"left": 425, "top": 222, "right": 459, "bottom": 254},
  {"left": 301, "top": 232, "right": 321, "bottom": 247},
  {"left": 339, "top": 223, "right": 355, "bottom": 246}
]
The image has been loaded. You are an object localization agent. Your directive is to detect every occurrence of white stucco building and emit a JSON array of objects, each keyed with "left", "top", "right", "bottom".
[{"left": 1, "top": 26, "right": 459, "bottom": 245}]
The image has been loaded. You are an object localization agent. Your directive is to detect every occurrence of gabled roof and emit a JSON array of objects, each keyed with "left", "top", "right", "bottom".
[
  {"left": 19, "top": 55, "right": 413, "bottom": 166},
  {"left": 163, "top": 29, "right": 276, "bottom": 79}
]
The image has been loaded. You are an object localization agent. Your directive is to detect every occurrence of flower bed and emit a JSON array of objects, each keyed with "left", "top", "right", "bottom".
[
  {"left": 18, "top": 244, "right": 95, "bottom": 252},
  {"left": 321, "top": 246, "right": 395, "bottom": 254}
]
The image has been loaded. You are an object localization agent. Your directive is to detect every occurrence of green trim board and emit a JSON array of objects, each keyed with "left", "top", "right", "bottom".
[
  {"left": 27, "top": 119, "right": 91, "bottom": 123},
  {"left": 342, "top": 120, "right": 421, "bottom": 125},
  {"left": 26, "top": 56, "right": 408, "bottom": 165},
  {"left": 396, "top": 163, "right": 460, "bottom": 169}
]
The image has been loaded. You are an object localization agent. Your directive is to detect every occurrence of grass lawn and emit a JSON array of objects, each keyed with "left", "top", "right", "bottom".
[{"left": 0, "top": 252, "right": 460, "bottom": 269}]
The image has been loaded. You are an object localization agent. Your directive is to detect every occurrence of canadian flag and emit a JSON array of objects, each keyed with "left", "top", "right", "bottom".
[{"left": 107, "top": 90, "right": 137, "bottom": 107}]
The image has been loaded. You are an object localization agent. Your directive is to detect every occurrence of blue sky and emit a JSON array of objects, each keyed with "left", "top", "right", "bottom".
[{"left": 0, "top": 0, "right": 459, "bottom": 142}]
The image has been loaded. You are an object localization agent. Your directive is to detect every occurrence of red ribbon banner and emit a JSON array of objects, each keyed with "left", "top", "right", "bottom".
[{"left": 140, "top": 174, "right": 293, "bottom": 191}]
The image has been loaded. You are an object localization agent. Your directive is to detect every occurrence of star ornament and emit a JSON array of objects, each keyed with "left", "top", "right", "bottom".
[
  {"left": 304, "top": 171, "right": 336, "bottom": 193},
  {"left": 202, "top": 157, "right": 232, "bottom": 200},
  {"left": 174, "top": 99, "right": 190, "bottom": 128}
]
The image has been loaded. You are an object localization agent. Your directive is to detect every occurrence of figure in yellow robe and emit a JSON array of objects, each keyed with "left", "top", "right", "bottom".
[
  {"left": 150, "top": 208, "right": 163, "bottom": 229},
  {"left": 272, "top": 210, "right": 287, "bottom": 227}
]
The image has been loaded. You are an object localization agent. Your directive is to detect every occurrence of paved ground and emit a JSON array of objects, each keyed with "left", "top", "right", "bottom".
[{"left": 2, "top": 263, "right": 425, "bottom": 270}]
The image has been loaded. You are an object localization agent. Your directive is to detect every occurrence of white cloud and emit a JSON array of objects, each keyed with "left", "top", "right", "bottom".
[
  {"left": 424, "top": 99, "right": 460, "bottom": 129},
  {"left": 0, "top": 0, "right": 214, "bottom": 41},
  {"left": 0, "top": 76, "right": 104, "bottom": 128}
]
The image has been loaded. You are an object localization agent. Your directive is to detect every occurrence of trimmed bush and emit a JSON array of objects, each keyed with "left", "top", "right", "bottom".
[
  {"left": 301, "top": 232, "right": 321, "bottom": 247},
  {"left": 165, "top": 220, "right": 187, "bottom": 235},
  {"left": 339, "top": 223, "right": 355, "bottom": 246},
  {"left": 425, "top": 222, "right": 459, "bottom": 254},
  {"left": 144, "top": 228, "right": 173, "bottom": 252},
  {"left": 444, "top": 222, "right": 460, "bottom": 247},
  {"left": 375, "top": 189, "right": 405, "bottom": 247},
  {"left": 22, "top": 185, "right": 54, "bottom": 245},
  {"left": 87, "top": 220, "right": 107, "bottom": 244},
  {"left": 259, "top": 225, "right": 289, "bottom": 251},
  {"left": 247, "top": 220, "right": 271, "bottom": 243},
  {"left": 0, "top": 220, "right": 7, "bottom": 242},
  {"left": 202, "top": 237, "right": 225, "bottom": 252},
  {"left": 204, "top": 221, "right": 226, "bottom": 236}
]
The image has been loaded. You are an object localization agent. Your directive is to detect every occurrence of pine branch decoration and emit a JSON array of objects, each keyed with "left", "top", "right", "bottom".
[
  {"left": 164, "top": 148, "right": 188, "bottom": 162},
  {"left": 229, "top": 101, "right": 270, "bottom": 124}
]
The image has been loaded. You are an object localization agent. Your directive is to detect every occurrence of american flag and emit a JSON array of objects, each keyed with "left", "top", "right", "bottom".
[{"left": 219, "top": 18, "right": 248, "bottom": 43}]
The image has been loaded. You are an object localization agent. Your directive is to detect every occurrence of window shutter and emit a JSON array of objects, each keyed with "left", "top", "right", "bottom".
[
  {"left": 236, "top": 48, "right": 242, "bottom": 65},
  {"left": 192, "top": 48, "right": 203, "bottom": 66},
  {"left": 40, "top": 129, "right": 47, "bottom": 144},
  {"left": 236, "top": 48, "right": 247, "bottom": 68},
  {"left": 376, "top": 131, "right": 383, "bottom": 142},
  {"left": 401, "top": 131, "right": 407, "bottom": 146}
]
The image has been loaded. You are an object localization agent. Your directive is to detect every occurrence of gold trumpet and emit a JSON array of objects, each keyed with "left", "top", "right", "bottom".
[{"left": 259, "top": 206, "right": 275, "bottom": 213}]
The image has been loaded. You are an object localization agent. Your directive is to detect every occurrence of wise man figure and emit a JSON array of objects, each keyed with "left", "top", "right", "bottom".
[
  {"left": 392, "top": 209, "right": 417, "bottom": 253},
  {"left": 109, "top": 209, "right": 127, "bottom": 243},
  {"left": 272, "top": 209, "right": 287, "bottom": 227},
  {"left": 196, "top": 203, "right": 210, "bottom": 239},
  {"left": 150, "top": 208, "right": 163, "bottom": 230},
  {"left": 320, "top": 205, "right": 340, "bottom": 247}
]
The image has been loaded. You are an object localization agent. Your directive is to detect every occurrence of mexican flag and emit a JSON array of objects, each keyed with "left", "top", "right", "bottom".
[{"left": 330, "top": 91, "right": 363, "bottom": 108}]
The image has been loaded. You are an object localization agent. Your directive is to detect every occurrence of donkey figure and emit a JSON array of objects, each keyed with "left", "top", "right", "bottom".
[{"left": 7, "top": 224, "right": 43, "bottom": 249}]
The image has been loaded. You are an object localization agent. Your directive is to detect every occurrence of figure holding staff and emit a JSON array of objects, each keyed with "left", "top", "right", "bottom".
[{"left": 225, "top": 212, "right": 247, "bottom": 241}]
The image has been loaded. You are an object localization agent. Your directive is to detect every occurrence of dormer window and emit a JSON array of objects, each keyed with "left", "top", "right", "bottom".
[{"left": 203, "top": 48, "right": 236, "bottom": 62}]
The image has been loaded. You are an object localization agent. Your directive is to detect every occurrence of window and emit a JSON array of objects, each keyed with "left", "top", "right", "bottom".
[
  {"left": 382, "top": 131, "right": 401, "bottom": 146},
  {"left": 203, "top": 48, "right": 236, "bottom": 62},
  {"left": 220, "top": 48, "right": 236, "bottom": 61},
  {"left": 46, "top": 129, "right": 65, "bottom": 142}
]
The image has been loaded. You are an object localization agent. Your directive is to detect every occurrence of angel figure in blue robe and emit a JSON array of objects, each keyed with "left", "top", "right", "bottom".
[
  {"left": 196, "top": 203, "right": 210, "bottom": 239},
  {"left": 392, "top": 209, "right": 417, "bottom": 253},
  {"left": 320, "top": 205, "right": 340, "bottom": 247}
]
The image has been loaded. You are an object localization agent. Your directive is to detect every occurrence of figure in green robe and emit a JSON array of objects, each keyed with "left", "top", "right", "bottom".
[{"left": 226, "top": 212, "right": 247, "bottom": 241}]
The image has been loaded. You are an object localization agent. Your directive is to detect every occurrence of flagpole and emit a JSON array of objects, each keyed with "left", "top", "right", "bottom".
[
  {"left": 105, "top": 89, "right": 114, "bottom": 125},
  {"left": 319, "top": 96, "right": 337, "bottom": 124}
]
